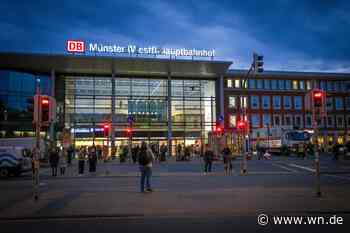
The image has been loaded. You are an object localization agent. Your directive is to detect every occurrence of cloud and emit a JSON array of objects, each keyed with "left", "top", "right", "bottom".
[{"left": 0, "top": 0, "right": 349, "bottom": 72}]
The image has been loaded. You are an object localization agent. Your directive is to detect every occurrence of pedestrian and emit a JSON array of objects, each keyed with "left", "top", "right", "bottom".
[
  {"left": 138, "top": 141, "right": 155, "bottom": 193},
  {"left": 59, "top": 148, "right": 67, "bottom": 175},
  {"left": 160, "top": 143, "right": 167, "bottom": 162},
  {"left": 203, "top": 144, "right": 214, "bottom": 174},
  {"left": 88, "top": 146, "right": 98, "bottom": 172},
  {"left": 78, "top": 147, "right": 86, "bottom": 175},
  {"left": 67, "top": 145, "right": 73, "bottom": 166},
  {"left": 332, "top": 142, "right": 341, "bottom": 161},
  {"left": 49, "top": 147, "right": 59, "bottom": 177},
  {"left": 222, "top": 146, "right": 232, "bottom": 175}
]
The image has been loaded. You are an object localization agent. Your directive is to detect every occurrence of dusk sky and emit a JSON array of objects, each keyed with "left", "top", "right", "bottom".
[{"left": 1, "top": 0, "right": 349, "bottom": 72}]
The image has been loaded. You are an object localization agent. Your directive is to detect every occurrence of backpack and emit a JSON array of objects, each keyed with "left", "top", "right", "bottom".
[{"left": 138, "top": 149, "right": 150, "bottom": 166}]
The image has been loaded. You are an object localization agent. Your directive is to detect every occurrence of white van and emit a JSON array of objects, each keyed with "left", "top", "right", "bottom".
[{"left": 0, "top": 147, "right": 32, "bottom": 177}]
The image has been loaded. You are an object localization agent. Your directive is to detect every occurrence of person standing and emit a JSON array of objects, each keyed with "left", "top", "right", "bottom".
[
  {"left": 59, "top": 148, "right": 67, "bottom": 175},
  {"left": 49, "top": 147, "right": 59, "bottom": 177},
  {"left": 160, "top": 143, "right": 167, "bottom": 162},
  {"left": 203, "top": 144, "right": 214, "bottom": 174},
  {"left": 88, "top": 146, "right": 98, "bottom": 172},
  {"left": 222, "top": 146, "right": 232, "bottom": 175},
  {"left": 78, "top": 147, "right": 86, "bottom": 175},
  {"left": 138, "top": 141, "right": 155, "bottom": 193}
]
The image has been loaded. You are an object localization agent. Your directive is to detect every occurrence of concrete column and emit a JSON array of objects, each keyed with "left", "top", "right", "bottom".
[
  {"left": 167, "top": 72, "right": 172, "bottom": 157},
  {"left": 111, "top": 73, "right": 116, "bottom": 152},
  {"left": 219, "top": 75, "right": 225, "bottom": 122}
]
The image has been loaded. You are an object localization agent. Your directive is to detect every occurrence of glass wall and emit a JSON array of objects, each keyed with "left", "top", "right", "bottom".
[{"left": 65, "top": 76, "right": 216, "bottom": 149}]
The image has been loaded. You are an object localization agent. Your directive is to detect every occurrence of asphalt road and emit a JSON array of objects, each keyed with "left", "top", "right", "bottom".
[{"left": 1, "top": 155, "right": 350, "bottom": 233}]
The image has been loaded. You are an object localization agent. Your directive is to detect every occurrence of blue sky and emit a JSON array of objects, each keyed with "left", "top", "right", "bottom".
[{"left": 0, "top": 0, "right": 349, "bottom": 72}]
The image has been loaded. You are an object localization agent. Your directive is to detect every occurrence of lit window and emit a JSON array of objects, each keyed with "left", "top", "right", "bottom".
[
  {"left": 230, "top": 115, "right": 237, "bottom": 127},
  {"left": 240, "top": 96, "right": 247, "bottom": 108},
  {"left": 292, "top": 80, "right": 298, "bottom": 90},
  {"left": 228, "top": 96, "right": 236, "bottom": 108},
  {"left": 306, "top": 81, "right": 312, "bottom": 90},
  {"left": 234, "top": 79, "right": 240, "bottom": 88},
  {"left": 299, "top": 80, "right": 305, "bottom": 90},
  {"left": 227, "top": 79, "right": 232, "bottom": 88}
]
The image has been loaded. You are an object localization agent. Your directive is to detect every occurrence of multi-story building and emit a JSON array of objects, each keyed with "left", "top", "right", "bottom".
[{"left": 224, "top": 70, "right": 350, "bottom": 151}]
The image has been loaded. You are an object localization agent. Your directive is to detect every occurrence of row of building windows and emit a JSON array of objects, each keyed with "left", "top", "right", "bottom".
[
  {"left": 228, "top": 95, "right": 350, "bottom": 110},
  {"left": 229, "top": 114, "right": 349, "bottom": 129},
  {"left": 226, "top": 78, "right": 350, "bottom": 92}
]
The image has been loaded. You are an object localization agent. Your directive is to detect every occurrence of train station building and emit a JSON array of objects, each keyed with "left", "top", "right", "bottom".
[{"left": 0, "top": 50, "right": 350, "bottom": 154}]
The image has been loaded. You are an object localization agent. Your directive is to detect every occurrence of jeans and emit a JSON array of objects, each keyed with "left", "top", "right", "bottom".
[
  {"left": 140, "top": 166, "right": 152, "bottom": 192},
  {"left": 204, "top": 162, "right": 212, "bottom": 173}
]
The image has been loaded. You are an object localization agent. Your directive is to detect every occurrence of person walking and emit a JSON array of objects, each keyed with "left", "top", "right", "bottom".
[
  {"left": 222, "top": 146, "right": 233, "bottom": 175},
  {"left": 59, "top": 148, "right": 67, "bottom": 175},
  {"left": 88, "top": 146, "right": 98, "bottom": 173},
  {"left": 138, "top": 141, "right": 155, "bottom": 193},
  {"left": 49, "top": 147, "right": 59, "bottom": 177},
  {"left": 160, "top": 143, "right": 167, "bottom": 162},
  {"left": 78, "top": 147, "right": 86, "bottom": 175},
  {"left": 203, "top": 144, "right": 214, "bottom": 174}
]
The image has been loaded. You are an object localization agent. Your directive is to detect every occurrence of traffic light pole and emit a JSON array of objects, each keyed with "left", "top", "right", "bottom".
[{"left": 34, "top": 80, "right": 41, "bottom": 201}]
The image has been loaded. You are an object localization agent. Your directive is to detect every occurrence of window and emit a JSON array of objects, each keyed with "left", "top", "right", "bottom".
[
  {"left": 284, "top": 115, "right": 292, "bottom": 126},
  {"left": 228, "top": 96, "right": 236, "bottom": 108},
  {"left": 283, "top": 96, "right": 291, "bottom": 109},
  {"left": 335, "top": 97, "right": 344, "bottom": 110},
  {"left": 285, "top": 80, "right": 292, "bottom": 90},
  {"left": 234, "top": 79, "right": 240, "bottom": 88},
  {"left": 230, "top": 115, "right": 237, "bottom": 127},
  {"left": 249, "top": 79, "right": 256, "bottom": 89},
  {"left": 263, "top": 114, "right": 271, "bottom": 126},
  {"left": 292, "top": 80, "right": 298, "bottom": 90},
  {"left": 345, "top": 97, "right": 350, "bottom": 110},
  {"left": 271, "top": 80, "right": 277, "bottom": 90},
  {"left": 262, "top": 96, "right": 270, "bottom": 109},
  {"left": 294, "top": 115, "right": 303, "bottom": 128},
  {"left": 327, "top": 116, "right": 334, "bottom": 127},
  {"left": 250, "top": 95, "right": 259, "bottom": 109},
  {"left": 336, "top": 116, "right": 344, "bottom": 128},
  {"left": 326, "top": 97, "right": 333, "bottom": 110},
  {"left": 274, "top": 115, "right": 281, "bottom": 126},
  {"left": 264, "top": 79, "right": 270, "bottom": 89},
  {"left": 306, "top": 81, "right": 312, "bottom": 90},
  {"left": 327, "top": 81, "right": 334, "bottom": 92},
  {"left": 320, "top": 80, "right": 326, "bottom": 90},
  {"left": 299, "top": 80, "right": 305, "bottom": 90},
  {"left": 273, "top": 96, "right": 281, "bottom": 109},
  {"left": 278, "top": 80, "right": 285, "bottom": 90},
  {"left": 306, "top": 114, "right": 312, "bottom": 127},
  {"left": 334, "top": 81, "right": 341, "bottom": 92},
  {"left": 240, "top": 96, "right": 247, "bottom": 108},
  {"left": 257, "top": 80, "right": 263, "bottom": 89},
  {"left": 227, "top": 79, "right": 232, "bottom": 88},
  {"left": 251, "top": 114, "right": 260, "bottom": 127},
  {"left": 294, "top": 96, "right": 302, "bottom": 110}
]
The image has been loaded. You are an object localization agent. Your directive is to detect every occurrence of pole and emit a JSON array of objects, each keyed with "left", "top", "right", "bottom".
[{"left": 34, "top": 79, "right": 41, "bottom": 201}]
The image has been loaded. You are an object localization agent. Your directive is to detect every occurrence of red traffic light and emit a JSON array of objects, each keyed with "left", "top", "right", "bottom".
[
  {"left": 126, "top": 127, "right": 132, "bottom": 133},
  {"left": 41, "top": 98, "right": 49, "bottom": 105},
  {"left": 313, "top": 90, "right": 324, "bottom": 107},
  {"left": 237, "top": 120, "right": 248, "bottom": 131},
  {"left": 313, "top": 92, "right": 322, "bottom": 98},
  {"left": 103, "top": 124, "right": 110, "bottom": 129}
]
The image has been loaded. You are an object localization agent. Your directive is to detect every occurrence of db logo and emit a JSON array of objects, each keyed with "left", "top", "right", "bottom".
[{"left": 67, "top": 40, "right": 85, "bottom": 53}]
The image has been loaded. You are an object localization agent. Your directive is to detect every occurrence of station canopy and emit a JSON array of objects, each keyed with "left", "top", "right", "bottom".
[{"left": 0, "top": 52, "right": 232, "bottom": 78}]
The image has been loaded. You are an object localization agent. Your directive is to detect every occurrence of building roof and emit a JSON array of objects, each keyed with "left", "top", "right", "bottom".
[
  {"left": 227, "top": 69, "right": 350, "bottom": 79},
  {"left": 0, "top": 52, "right": 232, "bottom": 78}
]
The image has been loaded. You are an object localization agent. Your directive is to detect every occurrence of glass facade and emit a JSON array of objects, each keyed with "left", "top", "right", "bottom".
[{"left": 65, "top": 76, "right": 216, "bottom": 147}]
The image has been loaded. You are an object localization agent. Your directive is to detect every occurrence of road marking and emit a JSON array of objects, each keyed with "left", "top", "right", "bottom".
[
  {"left": 288, "top": 164, "right": 315, "bottom": 172},
  {"left": 271, "top": 163, "right": 299, "bottom": 173},
  {"left": 324, "top": 174, "right": 350, "bottom": 181}
]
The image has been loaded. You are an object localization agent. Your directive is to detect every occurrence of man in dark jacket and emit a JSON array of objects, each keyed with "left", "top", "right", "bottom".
[
  {"left": 49, "top": 147, "right": 59, "bottom": 176},
  {"left": 203, "top": 144, "right": 214, "bottom": 174}
]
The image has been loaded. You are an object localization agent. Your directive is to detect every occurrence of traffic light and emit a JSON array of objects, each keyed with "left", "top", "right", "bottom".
[
  {"left": 213, "top": 121, "right": 224, "bottom": 136},
  {"left": 237, "top": 120, "right": 248, "bottom": 132},
  {"left": 253, "top": 53, "right": 264, "bottom": 73},
  {"left": 313, "top": 90, "right": 324, "bottom": 108},
  {"left": 33, "top": 95, "right": 56, "bottom": 126},
  {"left": 126, "top": 127, "right": 133, "bottom": 137},
  {"left": 103, "top": 124, "right": 110, "bottom": 137}
]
